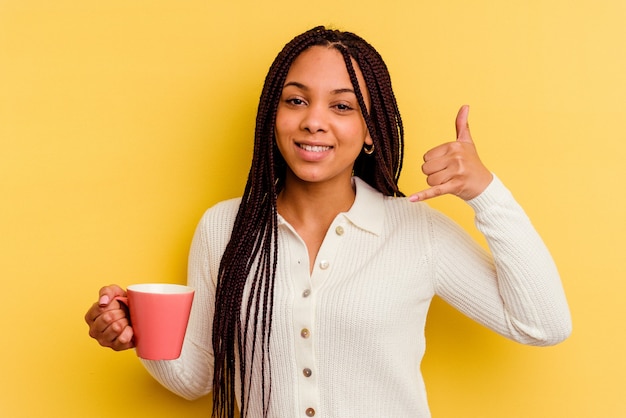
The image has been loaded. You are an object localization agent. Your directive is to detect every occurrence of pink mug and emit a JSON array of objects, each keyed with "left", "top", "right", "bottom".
[{"left": 116, "top": 283, "right": 194, "bottom": 360}]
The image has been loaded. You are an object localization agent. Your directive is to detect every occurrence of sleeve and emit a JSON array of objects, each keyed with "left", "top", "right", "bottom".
[
  {"left": 139, "top": 199, "right": 238, "bottom": 399},
  {"left": 431, "top": 175, "right": 572, "bottom": 346}
]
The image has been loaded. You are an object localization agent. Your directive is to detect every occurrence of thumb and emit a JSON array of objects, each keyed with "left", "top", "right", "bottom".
[
  {"left": 455, "top": 104, "right": 473, "bottom": 143},
  {"left": 98, "top": 284, "right": 127, "bottom": 307}
]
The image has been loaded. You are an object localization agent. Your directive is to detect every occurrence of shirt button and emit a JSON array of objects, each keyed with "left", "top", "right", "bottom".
[
  {"left": 335, "top": 225, "right": 344, "bottom": 235},
  {"left": 319, "top": 260, "right": 329, "bottom": 270},
  {"left": 305, "top": 408, "right": 316, "bottom": 417},
  {"left": 303, "top": 368, "right": 312, "bottom": 377},
  {"left": 302, "top": 289, "right": 311, "bottom": 298},
  {"left": 300, "top": 328, "right": 310, "bottom": 338}
]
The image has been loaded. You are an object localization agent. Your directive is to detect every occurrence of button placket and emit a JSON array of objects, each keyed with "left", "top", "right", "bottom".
[
  {"left": 289, "top": 242, "right": 319, "bottom": 418},
  {"left": 312, "top": 219, "right": 346, "bottom": 278},
  {"left": 291, "top": 217, "right": 347, "bottom": 418}
]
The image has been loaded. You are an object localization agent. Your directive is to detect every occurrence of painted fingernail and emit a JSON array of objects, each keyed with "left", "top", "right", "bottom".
[{"left": 99, "top": 295, "right": 110, "bottom": 306}]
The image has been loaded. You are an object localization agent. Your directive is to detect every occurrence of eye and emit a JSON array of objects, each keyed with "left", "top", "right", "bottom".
[
  {"left": 333, "top": 103, "right": 354, "bottom": 112},
  {"left": 286, "top": 98, "right": 306, "bottom": 106}
]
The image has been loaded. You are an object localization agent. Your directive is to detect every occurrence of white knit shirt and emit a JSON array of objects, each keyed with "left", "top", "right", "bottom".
[{"left": 142, "top": 175, "right": 571, "bottom": 418}]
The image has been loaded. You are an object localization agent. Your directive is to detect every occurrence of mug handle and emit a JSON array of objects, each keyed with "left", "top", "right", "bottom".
[
  {"left": 113, "top": 296, "right": 132, "bottom": 326},
  {"left": 114, "top": 296, "right": 128, "bottom": 306}
]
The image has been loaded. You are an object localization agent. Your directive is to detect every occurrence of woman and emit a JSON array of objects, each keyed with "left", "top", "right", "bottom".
[{"left": 85, "top": 26, "right": 571, "bottom": 418}]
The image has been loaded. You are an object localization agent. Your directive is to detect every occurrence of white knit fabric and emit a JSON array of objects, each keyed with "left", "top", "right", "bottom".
[{"left": 141, "top": 175, "right": 571, "bottom": 417}]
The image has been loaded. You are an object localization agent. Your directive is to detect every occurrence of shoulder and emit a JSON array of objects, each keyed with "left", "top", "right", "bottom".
[
  {"left": 380, "top": 195, "right": 471, "bottom": 252},
  {"left": 202, "top": 197, "right": 242, "bottom": 221},
  {"left": 382, "top": 194, "right": 439, "bottom": 225},
  {"left": 196, "top": 197, "right": 242, "bottom": 242},
  {"left": 352, "top": 176, "right": 438, "bottom": 222}
]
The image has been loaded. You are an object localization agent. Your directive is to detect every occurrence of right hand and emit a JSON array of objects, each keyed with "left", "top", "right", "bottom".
[
  {"left": 408, "top": 105, "right": 493, "bottom": 202},
  {"left": 84, "top": 284, "right": 135, "bottom": 351}
]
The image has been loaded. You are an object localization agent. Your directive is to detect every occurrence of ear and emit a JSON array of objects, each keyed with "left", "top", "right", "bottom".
[{"left": 364, "top": 130, "right": 373, "bottom": 146}]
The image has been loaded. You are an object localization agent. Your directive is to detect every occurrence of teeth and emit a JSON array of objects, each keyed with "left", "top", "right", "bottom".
[{"left": 300, "top": 144, "right": 331, "bottom": 152}]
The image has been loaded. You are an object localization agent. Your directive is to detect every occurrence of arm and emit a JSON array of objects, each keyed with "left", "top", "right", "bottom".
[
  {"left": 431, "top": 176, "right": 572, "bottom": 345},
  {"left": 411, "top": 105, "right": 571, "bottom": 344},
  {"left": 139, "top": 213, "right": 216, "bottom": 400}
]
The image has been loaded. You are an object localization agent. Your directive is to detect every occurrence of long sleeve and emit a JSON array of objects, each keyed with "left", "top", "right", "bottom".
[
  {"left": 139, "top": 198, "right": 240, "bottom": 400},
  {"left": 432, "top": 175, "right": 572, "bottom": 345}
]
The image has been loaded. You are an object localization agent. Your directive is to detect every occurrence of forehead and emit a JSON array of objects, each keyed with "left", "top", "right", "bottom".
[
  {"left": 285, "top": 45, "right": 368, "bottom": 94},
  {"left": 290, "top": 45, "right": 345, "bottom": 69}
]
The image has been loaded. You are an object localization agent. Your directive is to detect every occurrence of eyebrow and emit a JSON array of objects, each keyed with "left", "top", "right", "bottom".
[{"left": 283, "top": 81, "right": 356, "bottom": 96}]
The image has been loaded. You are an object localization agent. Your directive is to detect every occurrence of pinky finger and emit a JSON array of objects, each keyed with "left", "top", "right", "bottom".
[{"left": 112, "top": 326, "right": 135, "bottom": 351}]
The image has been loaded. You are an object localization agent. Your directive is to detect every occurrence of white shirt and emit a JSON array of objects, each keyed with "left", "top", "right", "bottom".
[{"left": 142, "top": 175, "right": 571, "bottom": 417}]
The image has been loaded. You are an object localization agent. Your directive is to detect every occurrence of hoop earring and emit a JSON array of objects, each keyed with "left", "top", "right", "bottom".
[{"left": 363, "top": 143, "right": 375, "bottom": 155}]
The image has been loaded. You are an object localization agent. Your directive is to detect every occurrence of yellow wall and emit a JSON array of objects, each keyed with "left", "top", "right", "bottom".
[{"left": 1, "top": 1, "right": 624, "bottom": 417}]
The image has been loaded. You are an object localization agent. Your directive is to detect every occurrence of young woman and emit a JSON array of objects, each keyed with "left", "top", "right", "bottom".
[{"left": 85, "top": 26, "right": 571, "bottom": 418}]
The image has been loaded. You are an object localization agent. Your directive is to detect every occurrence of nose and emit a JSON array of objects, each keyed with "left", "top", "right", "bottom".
[{"left": 300, "top": 103, "right": 327, "bottom": 134}]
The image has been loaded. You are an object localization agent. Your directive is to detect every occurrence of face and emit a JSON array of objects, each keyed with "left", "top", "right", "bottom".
[{"left": 275, "top": 45, "right": 372, "bottom": 187}]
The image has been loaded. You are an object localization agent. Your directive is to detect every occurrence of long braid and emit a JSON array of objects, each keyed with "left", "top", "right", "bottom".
[
  {"left": 337, "top": 35, "right": 405, "bottom": 195},
  {"left": 212, "top": 26, "right": 406, "bottom": 418}
]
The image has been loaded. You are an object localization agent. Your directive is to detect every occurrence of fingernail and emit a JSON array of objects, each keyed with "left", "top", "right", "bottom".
[{"left": 99, "top": 295, "right": 110, "bottom": 306}]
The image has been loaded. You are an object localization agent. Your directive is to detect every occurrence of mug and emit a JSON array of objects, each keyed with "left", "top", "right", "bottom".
[{"left": 116, "top": 283, "right": 194, "bottom": 360}]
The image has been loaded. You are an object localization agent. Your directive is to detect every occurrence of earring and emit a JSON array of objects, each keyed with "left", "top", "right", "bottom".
[{"left": 363, "top": 143, "right": 375, "bottom": 155}]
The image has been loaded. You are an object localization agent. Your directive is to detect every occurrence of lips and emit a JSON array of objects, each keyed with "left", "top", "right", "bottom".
[{"left": 298, "top": 143, "right": 332, "bottom": 152}]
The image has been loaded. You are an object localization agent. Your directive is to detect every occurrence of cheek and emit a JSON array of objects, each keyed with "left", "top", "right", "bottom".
[
  {"left": 273, "top": 121, "right": 290, "bottom": 157},
  {"left": 342, "top": 118, "right": 369, "bottom": 142},
  {"left": 274, "top": 110, "right": 294, "bottom": 139}
]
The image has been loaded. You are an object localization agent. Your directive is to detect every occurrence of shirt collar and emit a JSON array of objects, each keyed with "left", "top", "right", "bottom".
[
  {"left": 343, "top": 176, "right": 384, "bottom": 236},
  {"left": 276, "top": 176, "right": 385, "bottom": 236}
]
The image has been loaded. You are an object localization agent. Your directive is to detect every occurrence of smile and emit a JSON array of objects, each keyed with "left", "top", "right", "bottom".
[{"left": 298, "top": 143, "right": 332, "bottom": 152}]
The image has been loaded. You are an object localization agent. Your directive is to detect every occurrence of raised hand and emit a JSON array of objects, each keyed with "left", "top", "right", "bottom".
[
  {"left": 84, "top": 284, "right": 135, "bottom": 351},
  {"left": 409, "top": 105, "right": 493, "bottom": 202}
]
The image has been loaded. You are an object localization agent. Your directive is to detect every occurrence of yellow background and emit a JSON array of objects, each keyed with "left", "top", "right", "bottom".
[{"left": 1, "top": 0, "right": 624, "bottom": 417}]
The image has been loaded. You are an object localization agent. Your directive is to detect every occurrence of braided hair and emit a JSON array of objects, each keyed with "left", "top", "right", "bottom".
[{"left": 212, "top": 25, "right": 405, "bottom": 418}]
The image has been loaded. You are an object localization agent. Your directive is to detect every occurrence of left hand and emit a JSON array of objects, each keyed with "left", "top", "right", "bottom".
[
  {"left": 84, "top": 284, "right": 135, "bottom": 351},
  {"left": 409, "top": 105, "right": 493, "bottom": 202}
]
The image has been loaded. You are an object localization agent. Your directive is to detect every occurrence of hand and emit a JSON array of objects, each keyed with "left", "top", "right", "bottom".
[
  {"left": 409, "top": 105, "right": 493, "bottom": 202},
  {"left": 84, "top": 284, "right": 135, "bottom": 351}
]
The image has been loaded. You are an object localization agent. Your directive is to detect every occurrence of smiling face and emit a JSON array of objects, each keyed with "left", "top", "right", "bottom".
[{"left": 274, "top": 45, "right": 372, "bottom": 189}]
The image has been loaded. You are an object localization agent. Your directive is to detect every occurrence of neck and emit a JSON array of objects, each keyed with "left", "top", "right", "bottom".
[{"left": 277, "top": 173, "right": 356, "bottom": 227}]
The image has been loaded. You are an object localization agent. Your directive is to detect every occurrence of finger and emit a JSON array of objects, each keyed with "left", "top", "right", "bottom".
[
  {"left": 422, "top": 141, "right": 468, "bottom": 178},
  {"left": 408, "top": 183, "right": 454, "bottom": 202},
  {"left": 114, "top": 326, "right": 135, "bottom": 349},
  {"left": 424, "top": 168, "right": 454, "bottom": 188},
  {"left": 98, "top": 284, "right": 126, "bottom": 307},
  {"left": 89, "top": 308, "right": 134, "bottom": 349},
  {"left": 85, "top": 298, "right": 126, "bottom": 328},
  {"left": 85, "top": 302, "right": 102, "bottom": 325},
  {"left": 455, "top": 105, "right": 472, "bottom": 143},
  {"left": 102, "top": 317, "right": 134, "bottom": 349},
  {"left": 99, "top": 322, "right": 135, "bottom": 351},
  {"left": 422, "top": 142, "right": 450, "bottom": 163},
  {"left": 421, "top": 156, "right": 448, "bottom": 178},
  {"left": 91, "top": 306, "right": 128, "bottom": 333}
]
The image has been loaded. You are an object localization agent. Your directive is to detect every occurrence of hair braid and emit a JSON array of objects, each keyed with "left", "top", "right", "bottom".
[
  {"left": 212, "top": 26, "right": 406, "bottom": 418},
  {"left": 341, "top": 37, "right": 404, "bottom": 195}
]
